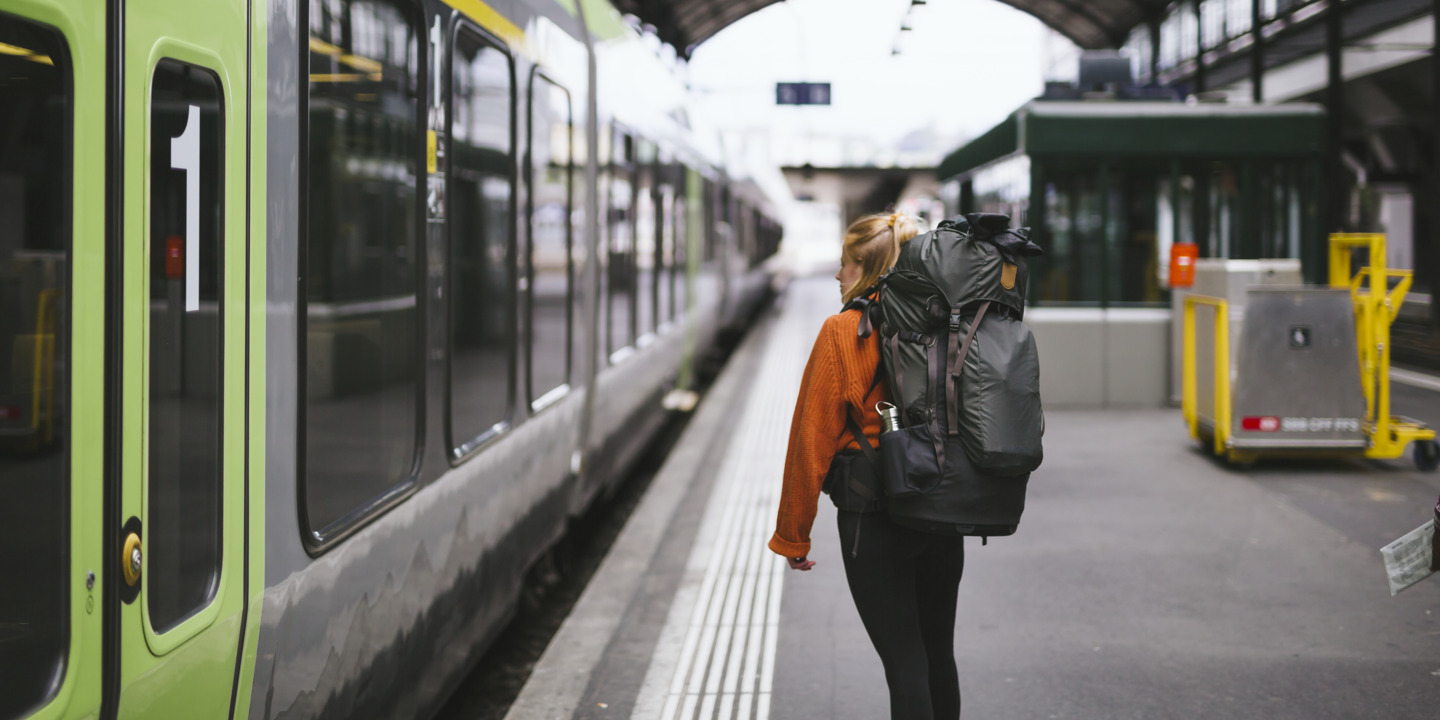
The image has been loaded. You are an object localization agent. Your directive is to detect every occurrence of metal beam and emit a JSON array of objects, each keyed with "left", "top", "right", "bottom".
[
  {"left": 1149, "top": 14, "right": 1161, "bottom": 82},
  {"left": 1193, "top": 0, "right": 1206, "bottom": 92},
  {"left": 1022, "top": 0, "right": 1126, "bottom": 48},
  {"left": 1251, "top": 0, "right": 1264, "bottom": 102},
  {"left": 1433, "top": 0, "right": 1440, "bottom": 322},
  {"left": 1325, "top": 0, "right": 1345, "bottom": 236}
]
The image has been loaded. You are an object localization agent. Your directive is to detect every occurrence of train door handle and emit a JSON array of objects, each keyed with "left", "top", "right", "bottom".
[
  {"left": 122, "top": 532, "right": 143, "bottom": 587},
  {"left": 118, "top": 516, "right": 143, "bottom": 604}
]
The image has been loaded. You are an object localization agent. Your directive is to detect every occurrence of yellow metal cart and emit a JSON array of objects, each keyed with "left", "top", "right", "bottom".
[{"left": 1182, "top": 233, "right": 1439, "bottom": 470}]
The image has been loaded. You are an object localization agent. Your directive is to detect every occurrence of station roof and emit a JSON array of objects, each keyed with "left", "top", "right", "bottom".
[
  {"left": 938, "top": 101, "right": 1327, "bottom": 180},
  {"left": 611, "top": 0, "right": 1168, "bottom": 57}
]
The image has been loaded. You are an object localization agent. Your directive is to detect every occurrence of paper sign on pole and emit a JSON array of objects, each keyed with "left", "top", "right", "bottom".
[{"left": 1380, "top": 519, "right": 1435, "bottom": 596}]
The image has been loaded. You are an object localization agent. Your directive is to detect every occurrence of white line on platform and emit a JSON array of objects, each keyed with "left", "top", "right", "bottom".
[
  {"left": 1391, "top": 367, "right": 1440, "bottom": 393},
  {"left": 506, "top": 298, "right": 781, "bottom": 720},
  {"left": 634, "top": 295, "right": 813, "bottom": 719}
]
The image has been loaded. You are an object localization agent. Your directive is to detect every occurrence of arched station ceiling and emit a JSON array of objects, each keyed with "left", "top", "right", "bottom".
[{"left": 611, "top": 0, "right": 1170, "bottom": 57}]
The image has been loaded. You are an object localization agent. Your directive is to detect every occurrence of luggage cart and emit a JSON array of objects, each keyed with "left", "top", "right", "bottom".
[{"left": 1182, "top": 233, "right": 1439, "bottom": 470}]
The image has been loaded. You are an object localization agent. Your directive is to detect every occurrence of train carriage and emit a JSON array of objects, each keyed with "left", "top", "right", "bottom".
[{"left": 0, "top": 0, "right": 782, "bottom": 718}]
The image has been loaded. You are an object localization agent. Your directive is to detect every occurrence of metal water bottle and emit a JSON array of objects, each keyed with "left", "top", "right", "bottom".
[{"left": 877, "top": 402, "right": 901, "bottom": 433}]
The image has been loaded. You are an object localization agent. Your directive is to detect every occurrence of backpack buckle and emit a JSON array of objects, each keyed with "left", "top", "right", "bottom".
[{"left": 948, "top": 310, "right": 961, "bottom": 331}]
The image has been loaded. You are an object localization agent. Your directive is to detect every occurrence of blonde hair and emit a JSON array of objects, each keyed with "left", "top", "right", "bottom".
[{"left": 841, "top": 212, "right": 920, "bottom": 304}]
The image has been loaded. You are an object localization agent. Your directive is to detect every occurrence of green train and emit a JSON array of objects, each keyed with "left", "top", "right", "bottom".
[{"left": 0, "top": 0, "right": 782, "bottom": 718}]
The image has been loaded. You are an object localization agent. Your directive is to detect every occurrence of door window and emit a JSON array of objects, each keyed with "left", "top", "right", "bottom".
[
  {"left": 147, "top": 58, "right": 224, "bottom": 633},
  {"left": 0, "top": 13, "right": 71, "bottom": 718},
  {"left": 527, "top": 74, "right": 571, "bottom": 407},
  {"left": 448, "top": 26, "right": 515, "bottom": 453}
]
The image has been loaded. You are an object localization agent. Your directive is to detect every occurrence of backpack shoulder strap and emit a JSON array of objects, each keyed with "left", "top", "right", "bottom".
[
  {"left": 844, "top": 358, "right": 884, "bottom": 464},
  {"left": 845, "top": 284, "right": 886, "bottom": 339},
  {"left": 946, "top": 301, "right": 991, "bottom": 438},
  {"left": 842, "top": 414, "right": 879, "bottom": 504},
  {"left": 839, "top": 354, "right": 886, "bottom": 505}
]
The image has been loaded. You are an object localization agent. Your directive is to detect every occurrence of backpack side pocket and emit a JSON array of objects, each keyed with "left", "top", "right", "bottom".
[{"left": 878, "top": 424, "right": 943, "bottom": 498}]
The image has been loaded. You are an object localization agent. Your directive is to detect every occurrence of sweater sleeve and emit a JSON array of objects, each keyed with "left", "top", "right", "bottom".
[{"left": 768, "top": 317, "right": 847, "bottom": 559}]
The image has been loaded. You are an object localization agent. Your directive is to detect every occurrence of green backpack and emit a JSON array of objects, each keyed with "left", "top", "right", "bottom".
[{"left": 846, "top": 213, "right": 1044, "bottom": 538}]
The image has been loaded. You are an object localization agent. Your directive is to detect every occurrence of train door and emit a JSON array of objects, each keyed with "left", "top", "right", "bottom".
[
  {"left": 0, "top": 2, "right": 105, "bottom": 719},
  {"left": 107, "top": 0, "right": 250, "bottom": 717}
]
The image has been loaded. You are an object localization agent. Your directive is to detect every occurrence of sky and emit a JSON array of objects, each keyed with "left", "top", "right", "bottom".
[{"left": 684, "top": 0, "right": 1077, "bottom": 166}]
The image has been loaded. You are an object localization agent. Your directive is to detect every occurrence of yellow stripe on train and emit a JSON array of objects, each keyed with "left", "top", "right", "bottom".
[{"left": 447, "top": 0, "right": 525, "bottom": 47}]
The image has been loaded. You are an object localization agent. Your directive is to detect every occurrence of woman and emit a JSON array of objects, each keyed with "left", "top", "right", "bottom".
[{"left": 768, "top": 212, "right": 966, "bottom": 720}]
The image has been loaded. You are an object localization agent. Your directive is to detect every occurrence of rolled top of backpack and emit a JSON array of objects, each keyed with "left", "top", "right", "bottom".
[{"left": 897, "top": 213, "right": 1039, "bottom": 317}]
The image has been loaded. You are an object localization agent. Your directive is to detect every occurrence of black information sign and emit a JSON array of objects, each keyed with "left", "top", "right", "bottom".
[{"left": 776, "top": 82, "right": 831, "bottom": 105}]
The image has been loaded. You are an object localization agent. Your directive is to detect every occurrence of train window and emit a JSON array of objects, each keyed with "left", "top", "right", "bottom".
[
  {"left": 449, "top": 26, "right": 514, "bottom": 451},
  {"left": 738, "top": 204, "right": 748, "bottom": 266},
  {"left": 742, "top": 204, "right": 755, "bottom": 267},
  {"left": 593, "top": 125, "right": 610, "bottom": 368},
  {"left": 697, "top": 177, "right": 721, "bottom": 310},
  {"left": 672, "top": 168, "right": 688, "bottom": 320},
  {"left": 701, "top": 177, "right": 716, "bottom": 264},
  {"left": 608, "top": 129, "right": 634, "bottom": 357},
  {"left": 527, "top": 73, "right": 571, "bottom": 408},
  {"left": 147, "top": 59, "right": 225, "bottom": 632},
  {"left": 0, "top": 15, "right": 70, "bottom": 718},
  {"left": 302, "top": 0, "right": 421, "bottom": 538},
  {"left": 757, "top": 216, "right": 767, "bottom": 266},
  {"left": 655, "top": 154, "right": 674, "bottom": 327},
  {"left": 635, "top": 140, "right": 656, "bottom": 337}
]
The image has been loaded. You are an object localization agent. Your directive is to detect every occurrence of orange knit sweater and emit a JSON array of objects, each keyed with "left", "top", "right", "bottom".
[{"left": 768, "top": 308, "right": 883, "bottom": 559}]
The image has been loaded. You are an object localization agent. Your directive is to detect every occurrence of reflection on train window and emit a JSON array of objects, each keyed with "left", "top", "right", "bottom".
[
  {"left": 528, "top": 74, "right": 571, "bottom": 407},
  {"left": 0, "top": 15, "right": 70, "bottom": 718},
  {"left": 593, "top": 126, "right": 610, "bottom": 368},
  {"left": 608, "top": 129, "right": 634, "bottom": 357},
  {"left": 635, "top": 140, "right": 656, "bottom": 338},
  {"left": 148, "top": 59, "right": 225, "bottom": 632},
  {"left": 656, "top": 157, "right": 675, "bottom": 326},
  {"left": 743, "top": 203, "right": 754, "bottom": 267},
  {"left": 698, "top": 177, "right": 721, "bottom": 311},
  {"left": 449, "top": 27, "right": 514, "bottom": 451},
  {"left": 303, "top": 0, "right": 420, "bottom": 536},
  {"left": 672, "top": 174, "right": 687, "bottom": 321}
]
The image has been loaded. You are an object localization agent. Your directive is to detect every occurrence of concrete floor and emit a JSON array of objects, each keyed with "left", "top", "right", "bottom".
[
  {"left": 776, "top": 408, "right": 1440, "bottom": 719},
  {"left": 504, "top": 278, "right": 1440, "bottom": 720}
]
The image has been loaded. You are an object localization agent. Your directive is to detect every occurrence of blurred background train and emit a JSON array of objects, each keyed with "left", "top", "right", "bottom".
[{"left": 0, "top": 0, "right": 782, "bottom": 719}]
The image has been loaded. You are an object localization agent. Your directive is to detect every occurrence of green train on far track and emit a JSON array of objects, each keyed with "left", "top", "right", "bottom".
[{"left": 0, "top": 1, "right": 782, "bottom": 718}]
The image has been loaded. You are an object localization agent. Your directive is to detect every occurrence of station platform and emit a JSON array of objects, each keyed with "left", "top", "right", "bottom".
[{"left": 499, "top": 277, "right": 1440, "bottom": 720}]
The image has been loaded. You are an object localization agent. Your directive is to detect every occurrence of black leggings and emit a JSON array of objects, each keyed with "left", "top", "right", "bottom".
[{"left": 837, "top": 511, "right": 966, "bottom": 720}]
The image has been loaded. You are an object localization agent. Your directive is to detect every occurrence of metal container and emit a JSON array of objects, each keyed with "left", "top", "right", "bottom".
[
  {"left": 1229, "top": 287, "right": 1367, "bottom": 450},
  {"left": 877, "top": 402, "right": 901, "bottom": 433}
]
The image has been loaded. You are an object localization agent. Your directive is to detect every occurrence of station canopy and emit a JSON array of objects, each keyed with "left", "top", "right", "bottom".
[{"left": 612, "top": 0, "right": 1169, "bottom": 57}]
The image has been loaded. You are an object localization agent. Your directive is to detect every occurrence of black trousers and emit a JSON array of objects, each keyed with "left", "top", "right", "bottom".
[{"left": 837, "top": 511, "right": 966, "bottom": 720}]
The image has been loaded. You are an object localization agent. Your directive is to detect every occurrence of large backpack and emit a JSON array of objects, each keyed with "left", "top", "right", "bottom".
[{"left": 846, "top": 213, "right": 1044, "bottom": 539}]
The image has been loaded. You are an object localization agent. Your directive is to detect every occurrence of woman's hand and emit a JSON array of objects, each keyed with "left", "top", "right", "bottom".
[{"left": 787, "top": 556, "right": 816, "bottom": 571}]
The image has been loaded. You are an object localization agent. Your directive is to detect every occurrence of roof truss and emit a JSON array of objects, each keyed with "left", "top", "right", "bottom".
[{"left": 610, "top": 0, "right": 1172, "bottom": 58}]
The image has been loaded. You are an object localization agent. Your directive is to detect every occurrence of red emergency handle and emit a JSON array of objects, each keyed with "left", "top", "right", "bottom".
[
  {"left": 165, "top": 235, "right": 184, "bottom": 279},
  {"left": 1169, "top": 242, "right": 1198, "bottom": 288}
]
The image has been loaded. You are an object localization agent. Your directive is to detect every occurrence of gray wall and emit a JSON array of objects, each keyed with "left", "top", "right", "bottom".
[{"left": 1028, "top": 308, "right": 1172, "bottom": 407}]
